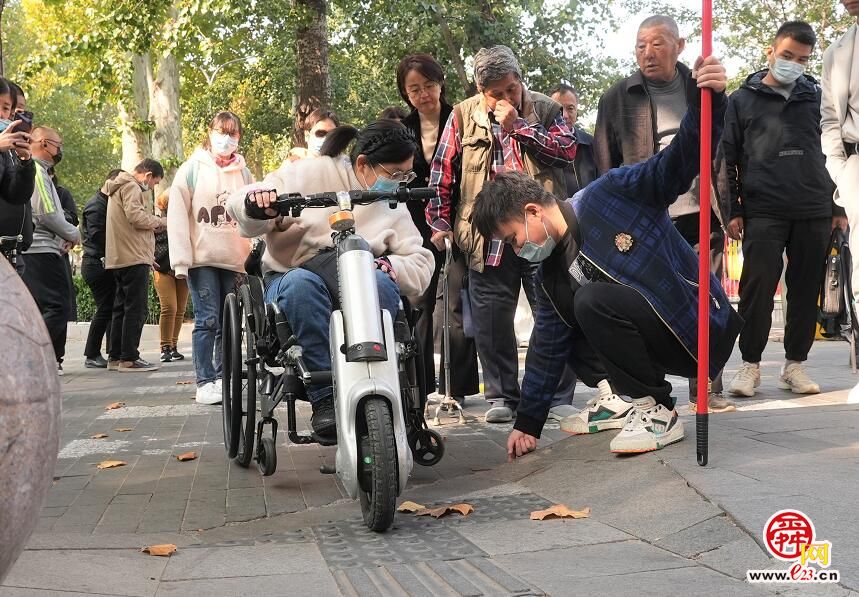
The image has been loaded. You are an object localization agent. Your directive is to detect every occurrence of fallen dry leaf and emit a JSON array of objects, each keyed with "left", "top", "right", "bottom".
[
  {"left": 90, "top": 433, "right": 109, "bottom": 439},
  {"left": 530, "top": 504, "right": 591, "bottom": 521},
  {"left": 113, "top": 428, "right": 133, "bottom": 432},
  {"left": 176, "top": 380, "right": 194, "bottom": 385},
  {"left": 96, "top": 460, "right": 127, "bottom": 469},
  {"left": 415, "top": 503, "right": 474, "bottom": 519},
  {"left": 141, "top": 544, "right": 177, "bottom": 557},
  {"left": 397, "top": 501, "right": 426, "bottom": 513},
  {"left": 176, "top": 451, "right": 198, "bottom": 462},
  {"left": 105, "top": 402, "right": 125, "bottom": 410}
]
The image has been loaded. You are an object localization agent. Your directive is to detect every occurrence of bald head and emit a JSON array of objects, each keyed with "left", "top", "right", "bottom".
[
  {"left": 30, "top": 126, "right": 63, "bottom": 165},
  {"left": 636, "top": 14, "right": 685, "bottom": 83}
]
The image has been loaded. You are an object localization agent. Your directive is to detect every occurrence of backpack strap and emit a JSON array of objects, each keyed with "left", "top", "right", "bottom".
[
  {"left": 185, "top": 160, "right": 199, "bottom": 195},
  {"left": 241, "top": 166, "right": 252, "bottom": 185}
]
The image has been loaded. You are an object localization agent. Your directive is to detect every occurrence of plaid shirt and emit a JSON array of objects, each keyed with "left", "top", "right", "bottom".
[{"left": 427, "top": 107, "right": 576, "bottom": 266}]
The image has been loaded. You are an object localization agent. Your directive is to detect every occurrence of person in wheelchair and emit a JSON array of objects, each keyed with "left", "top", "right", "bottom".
[{"left": 227, "top": 119, "right": 434, "bottom": 441}]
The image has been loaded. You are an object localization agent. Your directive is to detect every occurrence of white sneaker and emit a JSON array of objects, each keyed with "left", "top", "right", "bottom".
[
  {"left": 848, "top": 382, "right": 859, "bottom": 404},
  {"left": 561, "top": 380, "right": 633, "bottom": 434},
  {"left": 548, "top": 404, "right": 579, "bottom": 421},
  {"left": 609, "top": 398, "right": 684, "bottom": 453},
  {"left": 195, "top": 382, "right": 222, "bottom": 405},
  {"left": 778, "top": 363, "right": 820, "bottom": 394},
  {"left": 729, "top": 362, "right": 760, "bottom": 397}
]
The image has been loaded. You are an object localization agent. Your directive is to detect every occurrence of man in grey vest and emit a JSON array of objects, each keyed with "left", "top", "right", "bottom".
[{"left": 427, "top": 45, "right": 577, "bottom": 423}]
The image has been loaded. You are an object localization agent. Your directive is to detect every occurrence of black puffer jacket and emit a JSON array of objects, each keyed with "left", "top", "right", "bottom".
[
  {"left": 0, "top": 150, "right": 36, "bottom": 248},
  {"left": 722, "top": 70, "right": 841, "bottom": 220}
]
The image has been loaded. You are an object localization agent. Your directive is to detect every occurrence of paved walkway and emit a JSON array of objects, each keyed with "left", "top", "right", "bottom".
[{"left": 2, "top": 325, "right": 858, "bottom": 596}]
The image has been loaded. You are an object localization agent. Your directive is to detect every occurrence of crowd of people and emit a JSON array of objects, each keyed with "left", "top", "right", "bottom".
[{"left": 3, "top": 3, "right": 859, "bottom": 459}]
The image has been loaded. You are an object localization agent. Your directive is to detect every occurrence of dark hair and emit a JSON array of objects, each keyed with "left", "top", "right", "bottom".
[
  {"left": 472, "top": 172, "right": 555, "bottom": 240},
  {"left": 7, "top": 81, "right": 23, "bottom": 112},
  {"left": 396, "top": 53, "right": 447, "bottom": 109},
  {"left": 304, "top": 108, "right": 340, "bottom": 132},
  {"left": 320, "top": 119, "right": 417, "bottom": 166},
  {"left": 379, "top": 105, "right": 409, "bottom": 121},
  {"left": 107, "top": 168, "right": 124, "bottom": 181},
  {"left": 774, "top": 21, "right": 816, "bottom": 47},
  {"left": 549, "top": 83, "right": 578, "bottom": 99},
  {"left": 0, "top": 77, "right": 12, "bottom": 110},
  {"left": 134, "top": 158, "right": 164, "bottom": 179},
  {"left": 203, "top": 111, "right": 243, "bottom": 150}
]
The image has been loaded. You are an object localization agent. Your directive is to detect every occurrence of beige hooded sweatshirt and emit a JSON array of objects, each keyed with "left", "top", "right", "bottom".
[
  {"left": 167, "top": 148, "right": 253, "bottom": 278},
  {"left": 103, "top": 171, "right": 162, "bottom": 270},
  {"left": 226, "top": 155, "right": 433, "bottom": 299}
]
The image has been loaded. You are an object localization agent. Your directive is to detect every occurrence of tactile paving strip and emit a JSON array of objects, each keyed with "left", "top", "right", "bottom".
[
  {"left": 313, "top": 492, "right": 554, "bottom": 570},
  {"left": 333, "top": 558, "right": 545, "bottom": 596}
]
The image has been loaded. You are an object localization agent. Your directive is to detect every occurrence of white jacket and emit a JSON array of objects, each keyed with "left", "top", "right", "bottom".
[
  {"left": 167, "top": 148, "right": 253, "bottom": 277},
  {"left": 227, "top": 155, "right": 433, "bottom": 299},
  {"left": 821, "top": 23, "right": 857, "bottom": 204}
]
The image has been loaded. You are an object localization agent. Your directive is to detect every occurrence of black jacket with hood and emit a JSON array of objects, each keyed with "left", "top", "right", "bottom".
[{"left": 722, "top": 70, "right": 843, "bottom": 221}]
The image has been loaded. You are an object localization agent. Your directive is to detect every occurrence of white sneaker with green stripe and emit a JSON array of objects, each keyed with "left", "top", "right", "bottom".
[{"left": 561, "top": 380, "right": 633, "bottom": 434}]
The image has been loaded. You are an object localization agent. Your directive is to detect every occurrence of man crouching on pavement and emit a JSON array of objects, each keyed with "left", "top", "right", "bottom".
[{"left": 471, "top": 55, "right": 742, "bottom": 459}]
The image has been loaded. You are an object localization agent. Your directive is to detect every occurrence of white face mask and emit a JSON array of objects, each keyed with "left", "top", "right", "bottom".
[
  {"left": 307, "top": 135, "right": 326, "bottom": 155},
  {"left": 770, "top": 58, "right": 806, "bottom": 85},
  {"left": 210, "top": 132, "right": 239, "bottom": 157}
]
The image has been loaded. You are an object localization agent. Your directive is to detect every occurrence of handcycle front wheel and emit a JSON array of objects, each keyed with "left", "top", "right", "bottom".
[{"left": 358, "top": 397, "right": 399, "bottom": 532}]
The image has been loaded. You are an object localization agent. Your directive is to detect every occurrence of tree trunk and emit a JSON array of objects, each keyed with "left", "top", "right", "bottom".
[
  {"left": 292, "top": 0, "right": 330, "bottom": 147},
  {"left": 0, "top": 0, "right": 6, "bottom": 77},
  {"left": 148, "top": 50, "right": 183, "bottom": 191},
  {"left": 431, "top": 5, "right": 474, "bottom": 97},
  {"left": 119, "top": 53, "right": 152, "bottom": 172}
]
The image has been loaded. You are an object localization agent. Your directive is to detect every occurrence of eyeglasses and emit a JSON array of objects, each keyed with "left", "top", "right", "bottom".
[
  {"left": 377, "top": 163, "right": 417, "bottom": 184},
  {"left": 405, "top": 81, "right": 441, "bottom": 98},
  {"left": 44, "top": 139, "right": 62, "bottom": 149}
]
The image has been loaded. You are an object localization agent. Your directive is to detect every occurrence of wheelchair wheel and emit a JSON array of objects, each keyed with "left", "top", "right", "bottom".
[
  {"left": 234, "top": 288, "right": 258, "bottom": 468},
  {"left": 222, "top": 293, "right": 241, "bottom": 459},
  {"left": 358, "top": 397, "right": 399, "bottom": 532},
  {"left": 257, "top": 436, "right": 277, "bottom": 476}
]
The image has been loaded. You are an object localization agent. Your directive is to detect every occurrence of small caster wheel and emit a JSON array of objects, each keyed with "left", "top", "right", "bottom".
[
  {"left": 411, "top": 428, "right": 445, "bottom": 466},
  {"left": 257, "top": 436, "right": 277, "bottom": 476}
]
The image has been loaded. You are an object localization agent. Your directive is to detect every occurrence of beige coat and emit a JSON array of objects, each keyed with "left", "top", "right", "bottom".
[{"left": 104, "top": 171, "right": 162, "bottom": 270}]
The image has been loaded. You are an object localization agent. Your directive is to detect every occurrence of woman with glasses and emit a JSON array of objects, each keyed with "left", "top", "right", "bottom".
[
  {"left": 227, "top": 119, "right": 434, "bottom": 440},
  {"left": 397, "top": 53, "right": 479, "bottom": 405}
]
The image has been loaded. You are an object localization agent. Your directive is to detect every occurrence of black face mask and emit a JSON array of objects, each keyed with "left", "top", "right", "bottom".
[{"left": 52, "top": 149, "right": 63, "bottom": 166}]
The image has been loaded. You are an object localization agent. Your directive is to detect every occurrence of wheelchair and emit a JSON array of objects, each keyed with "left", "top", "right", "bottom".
[{"left": 221, "top": 187, "right": 445, "bottom": 531}]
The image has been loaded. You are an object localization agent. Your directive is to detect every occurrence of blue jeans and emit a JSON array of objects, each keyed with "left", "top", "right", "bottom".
[
  {"left": 188, "top": 267, "right": 240, "bottom": 386},
  {"left": 264, "top": 268, "right": 401, "bottom": 404}
]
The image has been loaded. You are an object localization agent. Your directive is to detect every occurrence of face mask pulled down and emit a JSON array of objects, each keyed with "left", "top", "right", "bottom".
[{"left": 518, "top": 215, "right": 556, "bottom": 263}]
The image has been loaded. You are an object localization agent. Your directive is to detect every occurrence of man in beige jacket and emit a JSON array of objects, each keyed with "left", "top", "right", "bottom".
[
  {"left": 821, "top": 2, "right": 859, "bottom": 403},
  {"left": 104, "top": 158, "right": 164, "bottom": 372}
]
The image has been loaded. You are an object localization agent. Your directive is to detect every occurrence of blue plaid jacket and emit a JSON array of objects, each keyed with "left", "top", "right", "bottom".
[{"left": 516, "top": 88, "right": 743, "bottom": 437}]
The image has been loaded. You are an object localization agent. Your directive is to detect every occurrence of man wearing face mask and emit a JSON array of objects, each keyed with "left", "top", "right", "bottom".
[
  {"left": 21, "top": 127, "right": 81, "bottom": 375},
  {"left": 471, "top": 56, "right": 741, "bottom": 458},
  {"left": 103, "top": 159, "right": 166, "bottom": 372},
  {"left": 722, "top": 21, "right": 845, "bottom": 399}
]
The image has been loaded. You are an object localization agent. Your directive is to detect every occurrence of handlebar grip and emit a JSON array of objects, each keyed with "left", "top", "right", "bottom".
[{"left": 402, "top": 187, "right": 437, "bottom": 200}]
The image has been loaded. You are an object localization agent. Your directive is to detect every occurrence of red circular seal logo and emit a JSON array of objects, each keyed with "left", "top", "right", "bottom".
[{"left": 764, "top": 510, "right": 816, "bottom": 561}]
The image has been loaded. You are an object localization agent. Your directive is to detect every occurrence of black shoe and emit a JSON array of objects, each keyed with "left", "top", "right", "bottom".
[
  {"left": 311, "top": 397, "right": 337, "bottom": 439},
  {"left": 160, "top": 347, "right": 173, "bottom": 363},
  {"left": 85, "top": 355, "right": 108, "bottom": 368},
  {"left": 118, "top": 359, "right": 159, "bottom": 372},
  {"left": 170, "top": 346, "right": 185, "bottom": 361}
]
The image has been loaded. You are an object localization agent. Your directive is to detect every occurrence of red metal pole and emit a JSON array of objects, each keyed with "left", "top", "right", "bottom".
[{"left": 697, "top": 0, "right": 713, "bottom": 466}]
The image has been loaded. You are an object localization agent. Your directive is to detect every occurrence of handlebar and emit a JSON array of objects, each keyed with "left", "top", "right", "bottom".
[{"left": 246, "top": 186, "right": 437, "bottom": 219}]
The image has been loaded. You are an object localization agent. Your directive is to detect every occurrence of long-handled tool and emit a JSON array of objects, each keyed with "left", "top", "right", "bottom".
[
  {"left": 697, "top": 0, "right": 713, "bottom": 466},
  {"left": 433, "top": 237, "right": 466, "bottom": 425}
]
